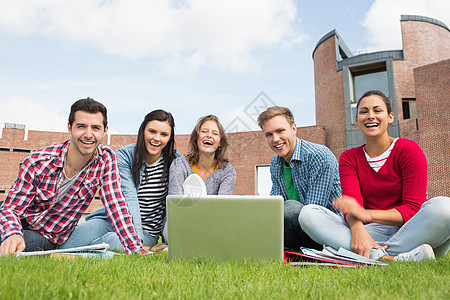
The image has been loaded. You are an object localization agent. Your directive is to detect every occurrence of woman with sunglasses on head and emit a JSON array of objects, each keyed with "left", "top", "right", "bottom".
[
  {"left": 300, "top": 90, "right": 449, "bottom": 262},
  {"left": 61, "top": 109, "right": 178, "bottom": 251}
]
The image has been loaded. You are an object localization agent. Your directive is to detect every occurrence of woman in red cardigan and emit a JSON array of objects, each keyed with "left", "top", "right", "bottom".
[{"left": 300, "top": 90, "right": 449, "bottom": 262}]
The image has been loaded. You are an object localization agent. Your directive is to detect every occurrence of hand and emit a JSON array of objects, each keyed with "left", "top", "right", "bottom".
[
  {"left": 1, "top": 234, "right": 26, "bottom": 256},
  {"left": 137, "top": 248, "right": 153, "bottom": 255},
  {"left": 150, "top": 243, "right": 168, "bottom": 252},
  {"left": 137, "top": 244, "right": 153, "bottom": 255},
  {"left": 333, "top": 196, "right": 370, "bottom": 223},
  {"left": 350, "top": 222, "right": 387, "bottom": 258}
]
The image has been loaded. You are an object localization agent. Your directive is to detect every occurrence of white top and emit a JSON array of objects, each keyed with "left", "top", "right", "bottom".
[{"left": 364, "top": 138, "right": 398, "bottom": 172}]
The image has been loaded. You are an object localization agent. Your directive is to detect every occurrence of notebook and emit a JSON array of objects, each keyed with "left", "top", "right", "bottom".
[{"left": 166, "top": 194, "right": 284, "bottom": 262}]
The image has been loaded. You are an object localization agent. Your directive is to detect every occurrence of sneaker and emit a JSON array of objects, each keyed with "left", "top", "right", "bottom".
[{"left": 394, "top": 244, "right": 435, "bottom": 262}]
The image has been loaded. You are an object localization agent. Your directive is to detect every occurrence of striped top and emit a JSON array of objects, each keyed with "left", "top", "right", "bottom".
[
  {"left": 364, "top": 138, "right": 398, "bottom": 172},
  {"left": 137, "top": 156, "right": 169, "bottom": 237}
]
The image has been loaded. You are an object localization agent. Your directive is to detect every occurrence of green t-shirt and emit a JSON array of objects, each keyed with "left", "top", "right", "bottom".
[{"left": 283, "top": 160, "right": 300, "bottom": 201}]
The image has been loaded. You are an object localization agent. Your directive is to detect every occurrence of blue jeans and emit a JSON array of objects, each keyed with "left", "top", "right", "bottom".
[
  {"left": 284, "top": 200, "right": 321, "bottom": 249},
  {"left": 60, "top": 218, "right": 158, "bottom": 251},
  {"left": 23, "top": 230, "right": 57, "bottom": 252},
  {"left": 299, "top": 196, "right": 450, "bottom": 259}
]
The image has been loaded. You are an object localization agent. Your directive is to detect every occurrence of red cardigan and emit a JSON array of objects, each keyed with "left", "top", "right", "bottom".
[{"left": 339, "top": 138, "right": 428, "bottom": 223}]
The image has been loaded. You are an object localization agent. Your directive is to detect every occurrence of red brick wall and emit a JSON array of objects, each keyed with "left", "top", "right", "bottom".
[
  {"left": 414, "top": 59, "right": 450, "bottom": 198},
  {"left": 0, "top": 151, "right": 29, "bottom": 192},
  {"left": 174, "top": 134, "right": 190, "bottom": 156},
  {"left": 398, "top": 119, "right": 419, "bottom": 141},
  {"left": 394, "top": 19, "right": 450, "bottom": 123},
  {"left": 313, "top": 36, "right": 347, "bottom": 158},
  {"left": 27, "top": 130, "right": 72, "bottom": 149},
  {"left": 395, "top": 19, "right": 449, "bottom": 198},
  {"left": 109, "top": 135, "right": 136, "bottom": 151}
]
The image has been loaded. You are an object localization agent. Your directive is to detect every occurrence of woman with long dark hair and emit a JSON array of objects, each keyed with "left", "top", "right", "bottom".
[{"left": 61, "top": 110, "right": 178, "bottom": 250}]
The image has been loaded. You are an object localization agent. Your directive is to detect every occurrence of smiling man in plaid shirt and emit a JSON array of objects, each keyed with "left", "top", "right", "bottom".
[
  {"left": 258, "top": 106, "right": 342, "bottom": 250},
  {"left": 0, "top": 98, "right": 145, "bottom": 255}
]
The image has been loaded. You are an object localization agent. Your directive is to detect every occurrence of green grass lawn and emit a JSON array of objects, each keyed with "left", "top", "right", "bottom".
[{"left": 1, "top": 252, "right": 448, "bottom": 299}]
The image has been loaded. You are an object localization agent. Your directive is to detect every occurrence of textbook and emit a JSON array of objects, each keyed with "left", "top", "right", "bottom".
[
  {"left": 322, "top": 245, "right": 387, "bottom": 265},
  {"left": 0, "top": 243, "right": 122, "bottom": 258},
  {"left": 284, "top": 249, "right": 360, "bottom": 267},
  {"left": 15, "top": 243, "right": 112, "bottom": 257},
  {"left": 284, "top": 245, "right": 388, "bottom": 267}
]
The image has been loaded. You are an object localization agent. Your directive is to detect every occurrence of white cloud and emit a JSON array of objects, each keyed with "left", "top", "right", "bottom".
[
  {"left": 0, "top": 0, "right": 306, "bottom": 73},
  {"left": 220, "top": 105, "right": 259, "bottom": 132},
  {"left": 0, "top": 97, "right": 67, "bottom": 134},
  {"left": 220, "top": 91, "right": 278, "bottom": 133},
  {"left": 362, "top": 0, "right": 450, "bottom": 51}
]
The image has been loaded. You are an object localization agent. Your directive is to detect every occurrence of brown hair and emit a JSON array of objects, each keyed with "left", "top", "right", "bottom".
[
  {"left": 69, "top": 97, "right": 108, "bottom": 128},
  {"left": 187, "top": 115, "right": 229, "bottom": 167},
  {"left": 356, "top": 90, "right": 392, "bottom": 114},
  {"left": 257, "top": 106, "right": 295, "bottom": 129}
]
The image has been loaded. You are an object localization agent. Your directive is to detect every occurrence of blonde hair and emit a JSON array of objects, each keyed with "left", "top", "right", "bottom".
[{"left": 257, "top": 106, "right": 295, "bottom": 129}]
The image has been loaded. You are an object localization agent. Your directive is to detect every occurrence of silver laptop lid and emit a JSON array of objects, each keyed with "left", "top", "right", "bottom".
[{"left": 167, "top": 195, "right": 284, "bottom": 262}]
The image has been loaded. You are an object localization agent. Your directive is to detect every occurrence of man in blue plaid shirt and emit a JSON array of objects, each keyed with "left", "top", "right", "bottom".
[
  {"left": 0, "top": 98, "right": 145, "bottom": 255},
  {"left": 258, "top": 106, "right": 341, "bottom": 249}
]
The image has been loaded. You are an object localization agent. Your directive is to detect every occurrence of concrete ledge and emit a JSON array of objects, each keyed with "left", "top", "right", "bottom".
[{"left": 401, "top": 15, "right": 449, "bottom": 31}]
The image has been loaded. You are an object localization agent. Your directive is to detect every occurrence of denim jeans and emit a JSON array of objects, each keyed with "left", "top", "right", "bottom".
[
  {"left": 299, "top": 196, "right": 450, "bottom": 259},
  {"left": 23, "top": 230, "right": 57, "bottom": 252},
  {"left": 284, "top": 200, "right": 321, "bottom": 250},
  {"left": 60, "top": 218, "right": 158, "bottom": 251}
]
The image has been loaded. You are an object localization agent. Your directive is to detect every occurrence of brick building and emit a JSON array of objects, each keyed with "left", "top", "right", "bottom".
[
  {"left": 313, "top": 15, "right": 449, "bottom": 198},
  {"left": 0, "top": 15, "right": 448, "bottom": 215}
]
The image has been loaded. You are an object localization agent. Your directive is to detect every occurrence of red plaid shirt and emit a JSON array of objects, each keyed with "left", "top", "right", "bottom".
[{"left": 0, "top": 140, "right": 144, "bottom": 254}]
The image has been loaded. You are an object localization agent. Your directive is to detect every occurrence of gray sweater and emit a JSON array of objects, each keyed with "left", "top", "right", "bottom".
[{"left": 168, "top": 156, "right": 236, "bottom": 195}]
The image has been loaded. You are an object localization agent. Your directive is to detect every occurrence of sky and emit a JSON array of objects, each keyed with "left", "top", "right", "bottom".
[{"left": 0, "top": 0, "right": 448, "bottom": 137}]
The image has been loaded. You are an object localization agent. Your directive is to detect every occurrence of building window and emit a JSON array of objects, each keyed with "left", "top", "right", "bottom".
[
  {"left": 255, "top": 165, "right": 272, "bottom": 195},
  {"left": 350, "top": 63, "right": 389, "bottom": 124},
  {"left": 402, "top": 98, "right": 417, "bottom": 119}
]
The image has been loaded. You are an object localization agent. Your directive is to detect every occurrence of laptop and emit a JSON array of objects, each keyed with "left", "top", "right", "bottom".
[{"left": 166, "top": 194, "right": 284, "bottom": 262}]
